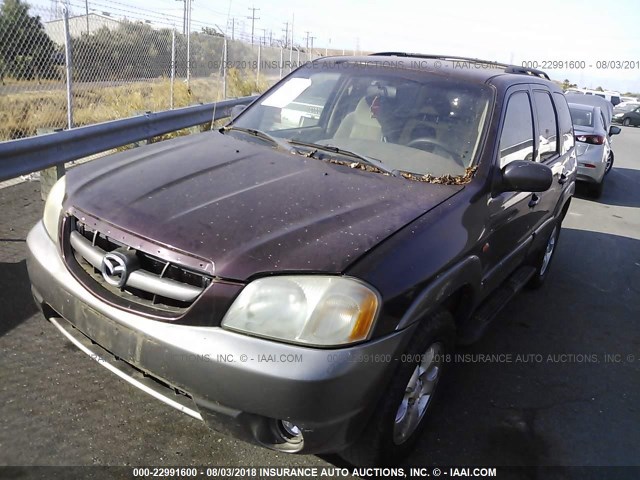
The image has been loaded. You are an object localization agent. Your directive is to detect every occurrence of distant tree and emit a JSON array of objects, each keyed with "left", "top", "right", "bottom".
[
  {"left": 562, "top": 79, "right": 571, "bottom": 90},
  {"left": 595, "top": 86, "right": 604, "bottom": 91},
  {"left": 0, "top": 0, "right": 59, "bottom": 81}
]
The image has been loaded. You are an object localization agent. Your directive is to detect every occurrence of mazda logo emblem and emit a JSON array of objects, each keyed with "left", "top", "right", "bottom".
[{"left": 101, "top": 251, "right": 132, "bottom": 288}]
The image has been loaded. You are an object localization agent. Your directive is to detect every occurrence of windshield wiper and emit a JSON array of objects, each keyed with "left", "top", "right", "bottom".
[
  {"left": 288, "top": 140, "right": 398, "bottom": 177},
  {"left": 220, "top": 126, "right": 294, "bottom": 152}
]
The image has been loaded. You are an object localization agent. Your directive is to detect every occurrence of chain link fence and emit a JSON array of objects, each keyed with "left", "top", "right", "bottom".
[{"left": 0, "top": 0, "right": 320, "bottom": 142}]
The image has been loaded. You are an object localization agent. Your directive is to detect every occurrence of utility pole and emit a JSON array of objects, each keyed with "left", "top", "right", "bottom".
[
  {"left": 309, "top": 35, "right": 316, "bottom": 61},
  {"left": 175, "top": 0, "right": 186, "bottom": 35},
  {"left": 247, "top": 6, "right": 260, "bottom": 45},
  {"left": 85, "top": 0, "right": 89, "bottom": 35},
  {"left": 289, "top": 13, "right": 294, "bottom": 72},
  {"left": 230, "top": 17, "right": 235, "bottom": 41}
]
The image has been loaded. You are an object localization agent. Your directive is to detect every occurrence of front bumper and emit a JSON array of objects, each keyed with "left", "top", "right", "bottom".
[{"left": 26, "top": 221, "right": 413, "bottom": 454}]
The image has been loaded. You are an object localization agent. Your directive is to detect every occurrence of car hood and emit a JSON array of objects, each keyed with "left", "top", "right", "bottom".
[{"left": 66, "top": 131, "right": 463, "bottom": 281}]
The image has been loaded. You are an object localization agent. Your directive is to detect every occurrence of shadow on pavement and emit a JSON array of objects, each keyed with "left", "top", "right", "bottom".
[
  {"left": 0, "top": 258, "right": 39, "bottom": 336},
  {"left": 322, "top": 228, "right": 640, "bottom": 470},
  {"left": 575, "top": 167, "right": 640, "bottom": 208}
]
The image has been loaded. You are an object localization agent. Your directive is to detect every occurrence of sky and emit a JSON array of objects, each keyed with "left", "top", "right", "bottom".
[{"left": 33, "top": 0, "right": 640, "bottom": 92}]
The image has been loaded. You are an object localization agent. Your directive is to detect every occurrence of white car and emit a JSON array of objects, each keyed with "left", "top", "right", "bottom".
[
  {"left": 565, "top": 88, "right": 622, "bottom": 106},
  {"left": 568, "top": 102, "right": 620, "bottom": 198}
]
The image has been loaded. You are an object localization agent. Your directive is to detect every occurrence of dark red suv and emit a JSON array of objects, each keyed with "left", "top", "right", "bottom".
[{"left": 27, "top": 53, "right": 576, "bottom": 465}]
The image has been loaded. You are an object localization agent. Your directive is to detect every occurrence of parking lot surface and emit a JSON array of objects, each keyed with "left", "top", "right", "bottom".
[{"left": 1, "top": 128, "right": 639, "bottom": 475}]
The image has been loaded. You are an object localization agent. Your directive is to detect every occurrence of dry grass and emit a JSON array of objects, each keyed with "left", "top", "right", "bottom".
[{"left": 0, "top": 68, "right": 271, "bottom": 141}]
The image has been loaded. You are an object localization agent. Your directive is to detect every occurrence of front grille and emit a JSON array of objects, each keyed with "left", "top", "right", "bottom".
[{"left": 66, "top": 216, "right": 213, "bottom": 314}]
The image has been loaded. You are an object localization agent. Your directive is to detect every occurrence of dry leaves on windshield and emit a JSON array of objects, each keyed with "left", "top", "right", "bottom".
[{"left": 328, "top": 159, "right": 478, "bottom": 184}]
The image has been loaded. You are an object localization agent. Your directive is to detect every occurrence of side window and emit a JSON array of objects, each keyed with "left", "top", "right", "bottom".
[
  {"left": 552, "top": 92, "right": 574, "bottom": 154},
  {"left": 533, "top": 91, "right": 559, "bottom": 162},
  {"left": 499, "top": 91, "right": 534, "bottom": 168}
]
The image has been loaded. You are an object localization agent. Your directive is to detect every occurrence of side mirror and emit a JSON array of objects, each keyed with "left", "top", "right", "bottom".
[
  {"left": 609, "top": 125, "right": 621, "bottom": 136},
  {"left": 230, "top": 104, "right": 247, "bottom": 120},
  {"left": 499, "top": 160, "right": 553, "bottom": 193}
]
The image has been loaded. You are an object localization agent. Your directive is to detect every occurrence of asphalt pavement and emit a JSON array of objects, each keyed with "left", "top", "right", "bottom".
[{"left": 1, "top": 126, "right": 639, "bottom": 478}]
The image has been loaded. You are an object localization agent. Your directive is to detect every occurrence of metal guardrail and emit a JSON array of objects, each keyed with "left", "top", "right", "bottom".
[{"left": 0, "top": 96, "right": 257, "bottom": 182}]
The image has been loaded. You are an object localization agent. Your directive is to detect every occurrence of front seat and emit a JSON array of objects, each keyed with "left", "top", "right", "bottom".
[{"left": 334, "top": 96, "right": 383, "bottom": 141}]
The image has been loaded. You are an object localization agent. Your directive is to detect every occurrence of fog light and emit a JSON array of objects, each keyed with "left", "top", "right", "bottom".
[{"left": 279, "top": 420, "right": 303, "bottom": 441}]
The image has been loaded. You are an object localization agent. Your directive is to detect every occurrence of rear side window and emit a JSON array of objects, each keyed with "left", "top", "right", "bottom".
[
  {"left": 611, "top": 96, "right": 621, "bottom": 106},
  {"left": 553, "top": 92, "right": 575, "bottom": 154},
  {"left": 533, "top": 91, "right": 559, "bottom": 162},
  {"left": 499, "top": 91, "right": 534, "bottom": 168}
]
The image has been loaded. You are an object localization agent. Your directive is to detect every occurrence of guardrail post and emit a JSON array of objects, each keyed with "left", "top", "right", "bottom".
[
  {"left": 132, "top": 111, "right": 154, "bottom": 146},
  {"left": 38, "top": 128, "right": 65, "bottom": 200}
]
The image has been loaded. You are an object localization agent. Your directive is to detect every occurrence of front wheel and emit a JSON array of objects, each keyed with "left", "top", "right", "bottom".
[
  {"left": 339, "top": 309, "right": 455, "bottom": 466},
  {"left": 605, "top": 152, "right": 614, "bottom": 175},
  {"left": 623, "top": 118, "right": 631, "bottom": 127}
]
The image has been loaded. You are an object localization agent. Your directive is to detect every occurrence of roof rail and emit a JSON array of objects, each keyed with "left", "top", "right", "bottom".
[
  {"left": 370, "top": 52, "right": 510, "bottom": 68},
  {"left": 503, "top": 66, "right": 550, "bottom": 80},
  {"left": 370, "top": 52, "right": 551, "bottom": 80}
]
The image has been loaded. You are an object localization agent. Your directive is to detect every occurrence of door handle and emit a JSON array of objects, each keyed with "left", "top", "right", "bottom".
[
  {"left": 528, "top": 193, "right": 540, "bottom": 208},
  {"left": 558, "top": 172, "right": 568, "bottom": 185}
]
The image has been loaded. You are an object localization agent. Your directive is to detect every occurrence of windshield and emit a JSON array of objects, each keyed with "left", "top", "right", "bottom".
[{"left": 231, "top": 64, "right": 492, "bottom": 177}]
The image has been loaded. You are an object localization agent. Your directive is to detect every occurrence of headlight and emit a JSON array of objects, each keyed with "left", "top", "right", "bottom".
[
  {"left": 221, "top": 276, "right": 380, "bottom": 346},
  {"left": 43, "top": 176, "right": 66, "bottom": 244},
  {"left": 613, "top": 113, "right": 623, "bottom": 118}
]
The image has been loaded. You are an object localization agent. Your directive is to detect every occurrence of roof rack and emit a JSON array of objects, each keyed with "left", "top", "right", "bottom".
[
  {"left": 369, "top": 52, "right": 550, "bottom": 80},
  {"left": 503, "top": 66, "right": 550, "bottom": 80}
]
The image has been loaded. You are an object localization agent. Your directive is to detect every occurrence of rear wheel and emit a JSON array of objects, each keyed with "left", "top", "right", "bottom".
[
  {"left": 527, "top": 222, "right": 561, "bottom": 289},
  {"left": 623, "top": 118, "right": 631, "bottom": 126},
  {"left": 339, "top": 309, "right": 455, "bottom": 466}
]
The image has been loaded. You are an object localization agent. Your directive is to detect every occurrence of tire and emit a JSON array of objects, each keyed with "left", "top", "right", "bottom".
[
  {"left": 623, "top": 118, "right": 631, "bottom": 126},
  {"left": 527, "top": 221, "right": 561, "bottom": 289},
  {"left": 339, "top": 309, "right": 455, "bottom": 466},
  {"left": 605, "top": 152, "right": 614, "bottom": 175}
]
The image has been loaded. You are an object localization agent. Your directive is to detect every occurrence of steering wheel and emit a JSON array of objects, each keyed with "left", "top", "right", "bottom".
[{"left": 406, "top": 137, "right": 462, "bottom": 164}]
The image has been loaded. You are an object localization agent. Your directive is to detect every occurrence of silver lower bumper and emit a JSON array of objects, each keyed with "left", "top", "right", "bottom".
[{"left": 26, "top": 221, "right": 414, "bottom": 453}]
